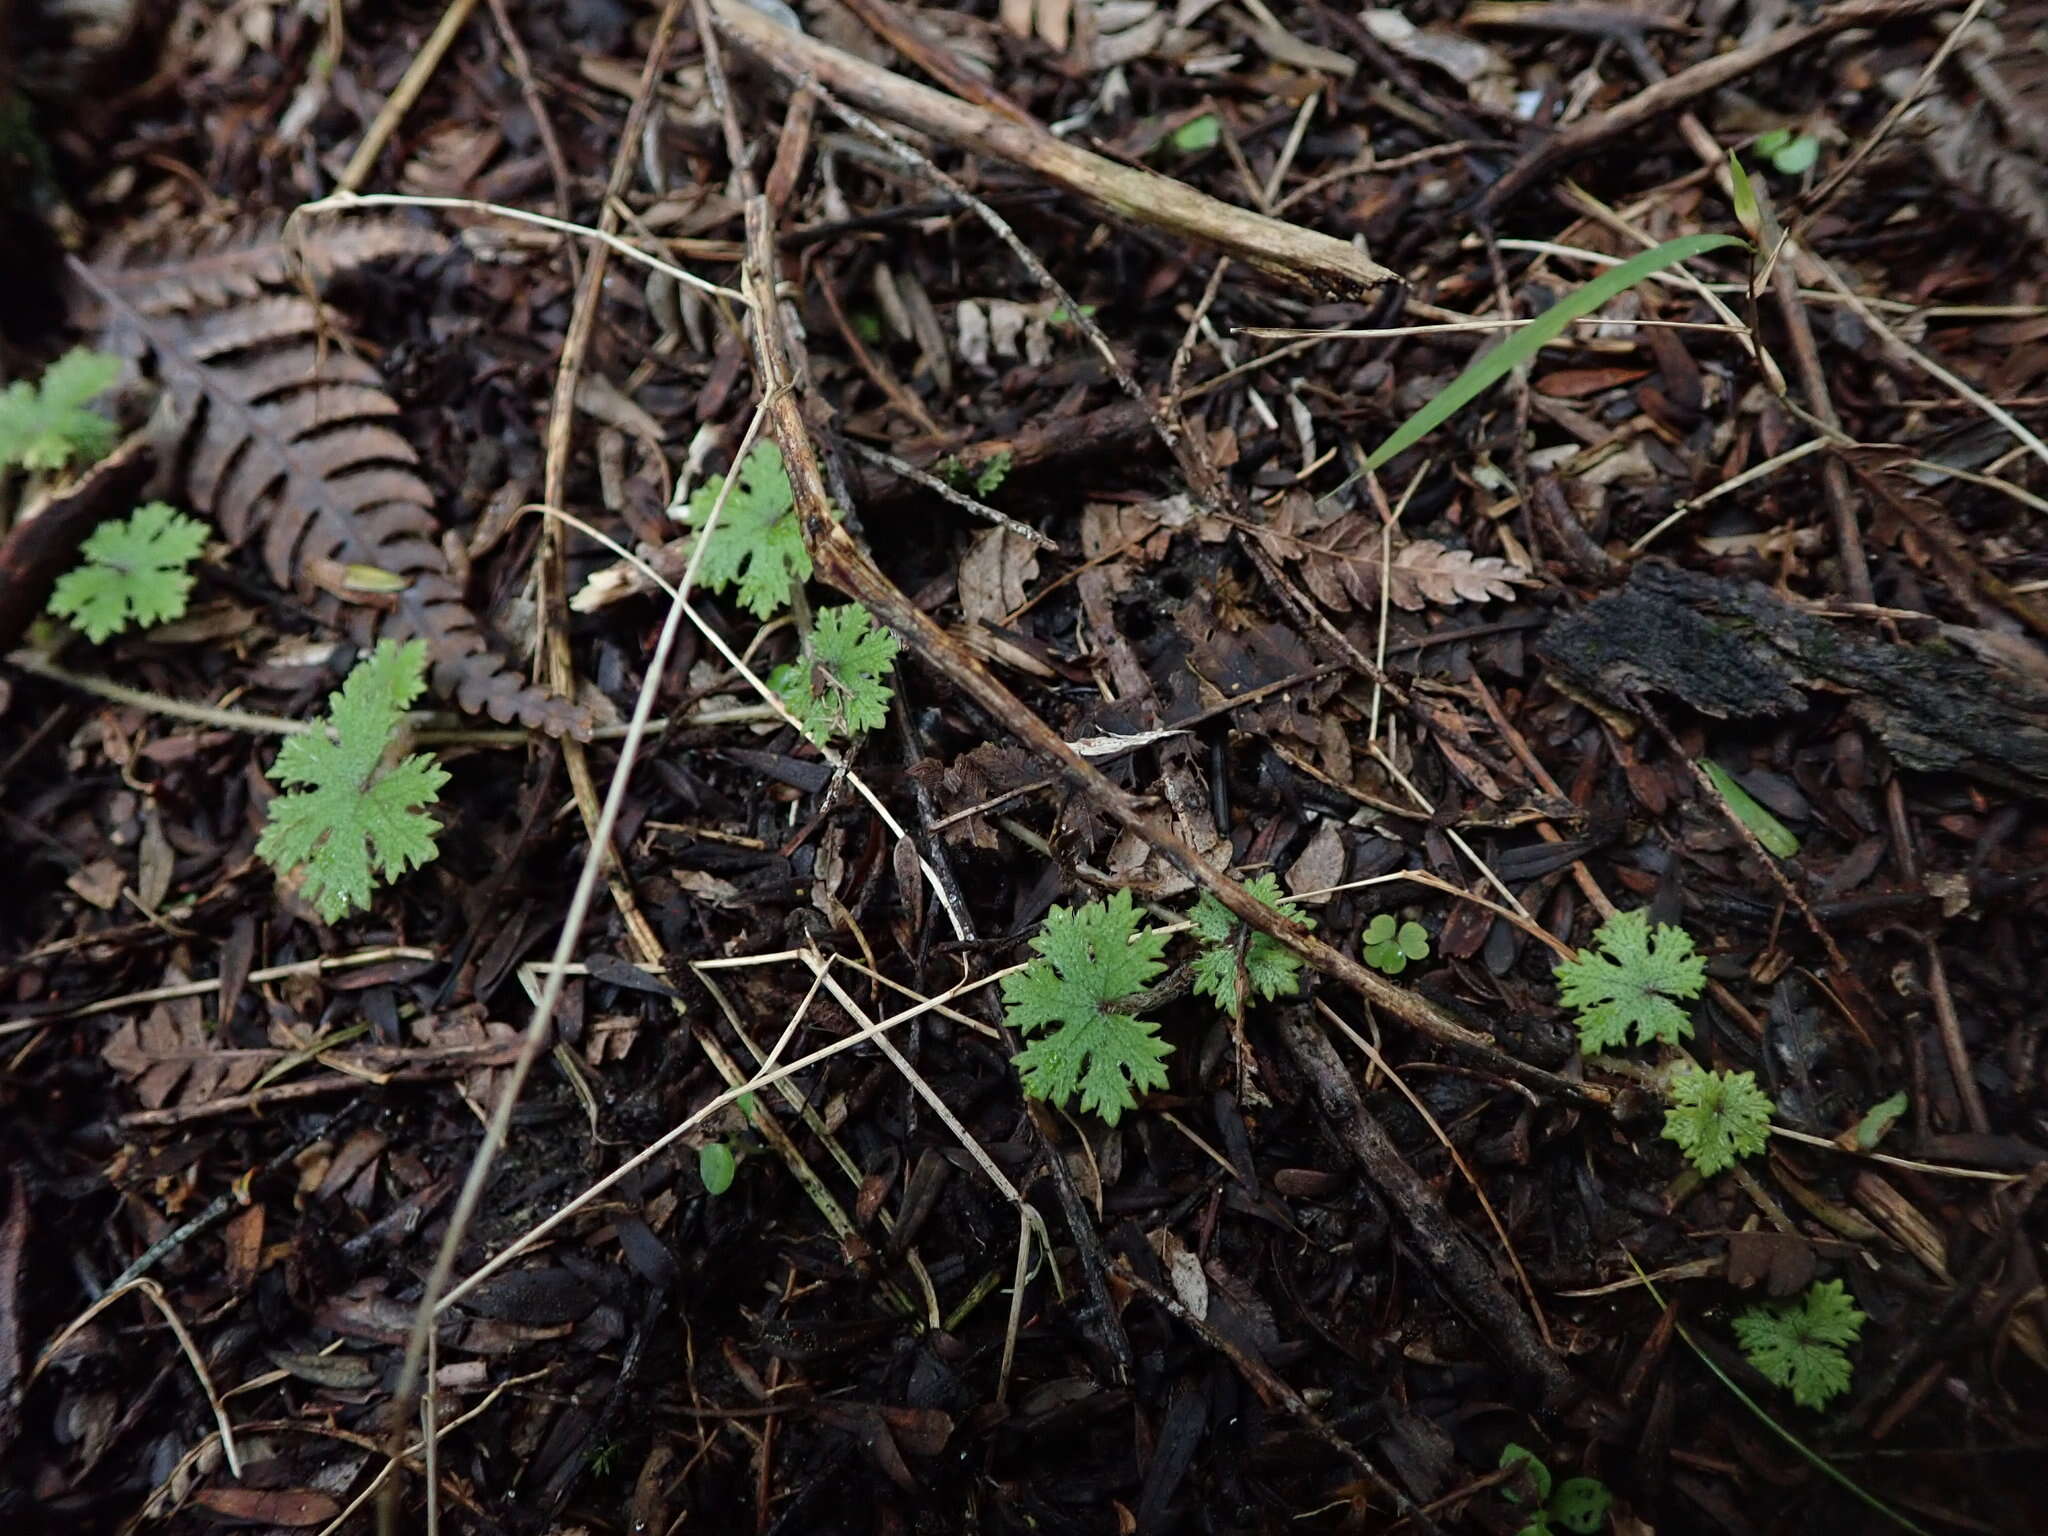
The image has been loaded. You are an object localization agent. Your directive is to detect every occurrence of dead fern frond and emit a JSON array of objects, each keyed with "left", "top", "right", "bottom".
[
  {"left": 88, "top": 219, "right": 447, "bottom": 315},
  {"left": 1890, "top": 7, "right": 2048, "bottom": 245},
  {"left": 1841, "top": 445, "right": 2048, "bottom": 640},
  {"left": 1954, "top": 2, "right": 2048, "bottom": 159},
  {"left": 72, "top": 256, "right": 591, "bottom": 738},
  {"left": 1251, "top": 492, "right": 1529, "bottom": 611}
]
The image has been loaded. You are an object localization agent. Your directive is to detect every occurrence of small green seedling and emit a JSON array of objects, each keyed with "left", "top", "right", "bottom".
[
  {"left": 770, "top": 603, "right": 900, "bottom": 744},
  {"left": 1000, "top": 889, "right": 1172, "bottom": 1125},
  {"left": 684, "top": 439, "right": 819, "bottom": 618},
  {"left": 698, "top": 1141, "right": 738, "bottom": 1196},
  {"left": 47, "top": 501, "right": 208, "bottom": 642},
  {"left": 1499, "top": 1443, "right": 1613, "bottom": 1535},
  {"left": 256, "top": 640, "right": 451, "bottom": 924},
  {"left": 1852, "top": 1090, "right": 1909, "bottom": 1151},
  {"left": 1554, "top": 907, "right": 1706, "bottom": 1052},
  {"left": 1755, "top": 127, "right": 1821, "bottom": 176},
  {"left": 1362, "top": 914, "right": 1430, "bottom": 975},
  {"left": 971, "top": 448, "right": 1012, "bottom": 496},
  {"left": 0, "top": 347, "right": 121, "bottom": 472},
  {"left": 1188, "top": 872, "right": 1313, "bottom": 1014},
  {"left": 1732, "top": 1279, "right": 1865, "bottom": 1409},
  {"left": 1662, "top": 1065, "right": 1774, "bottom": 1176},
  {"left": 935, "top": 449, "right": 1012, "bottom": 497},
  {"left": 1169, "top": 114, "right": 1220, "bottom": 154}
]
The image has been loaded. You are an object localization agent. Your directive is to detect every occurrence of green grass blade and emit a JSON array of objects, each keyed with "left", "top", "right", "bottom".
[
  {"left": 1623, "top": 1250, "right": 1933, "bottom": 1536},
  {"left": 1365, "top": 232, "right": 1748, "bottom": 471},
  {"left": 1702, "top": 758, "right": 1800, "bottom": 857}
]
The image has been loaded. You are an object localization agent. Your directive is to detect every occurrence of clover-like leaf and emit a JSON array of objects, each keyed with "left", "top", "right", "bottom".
[
  {"left": 1499, "top": 1443, "right": 1551, "bottom": 1507},
  {"left": 1549, "top": 1478, "right": 1614, "bottom": 1534},
  {"left": 1362, "top": 913, "right": 1430, "bottom": 975}
]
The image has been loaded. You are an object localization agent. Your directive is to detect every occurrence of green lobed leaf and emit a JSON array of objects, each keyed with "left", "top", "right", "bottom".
[
  {"left": 0, "top": 347, "right": 122, "bottom": 471},
  {"left": 1188, "top": 872, "right": 1314, "bottom": 1013},
  {"left": 772, "top": 603, "right": 901, "bottom": 744},
  {"left": 47, "top": 501, "right": 209, "bottom": 642},
  {"left": 1731, "top": 1280, "right": 1866, "bottom": 1409},
  {"left": 685, "top": 440, "right": 820, "bottom": 618},
  {"left": 1554, "top": 907, "right": 1705, "bottom": 1052},
  {"left": 255, "top": 640, "right": 450, "bottom": 924},
  {"left": 1662, "top": 1065, "right": 1774, "bottom": 1177},
  {"left": 1365, "top": 233, "right": 1748, "bottom": 471},
  {"left": 1001, "top": 890, "right": 1172, "bottom": 1124}
]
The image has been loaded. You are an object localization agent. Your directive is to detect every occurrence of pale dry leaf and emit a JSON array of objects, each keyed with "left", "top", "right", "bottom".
[
  {"left": 67, "top": 857, "right": 125, "bottom": 911},
  {"left": 1147, "top": 1228, "right": 1210, "bottom": 1319},
  {"left": 1285, "top": 818, "right": 1347, "bottom": 896},
  {"left": 960, "top": 527, "right": 1043, "bottom": 625},
  {"left": 1361, "top": 10, "right": 1508, "bottom": 94},
  {"left": 1092, "top": 5, "right": 1168, "bottom": 70},
  {"left": 955, "top": 299, "right": 991, "bottom": 373}
]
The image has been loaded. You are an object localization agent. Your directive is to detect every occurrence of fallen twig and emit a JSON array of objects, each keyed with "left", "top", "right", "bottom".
[
  {"left": 1276, "top": 1009, "right": 1575, "bottom": 1405},
  {"left": 709, "top": 0, "right": 1396, "bottom": 302},
  {"left": 1483, "top": 0, "right": 1952, "bottom": 210}
]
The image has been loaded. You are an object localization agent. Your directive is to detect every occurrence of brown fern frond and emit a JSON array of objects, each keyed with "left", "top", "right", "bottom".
[
  {"left": 1955, "top": 3, "right": 2048, "bottom": 159},
  {"left": 1841, "top": 445, "right": 2048, "bottom": 641},
  {"left": 89, "top": 219, "right": 447, "bottom": 316},
  {"left": 73, "top": 260, "right": 592, "bottom": 738},
  {"left": 1251, "top": 492, "right": 1530, "bottom": 612},
  {"left": 1888, "top": 7, "right": 2048, "bottom": 246}
]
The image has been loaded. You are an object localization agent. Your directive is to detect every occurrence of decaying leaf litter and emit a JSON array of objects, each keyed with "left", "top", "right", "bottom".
[{"left": 3, "top": 0, "right": 2047, "bottom": 1530}]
